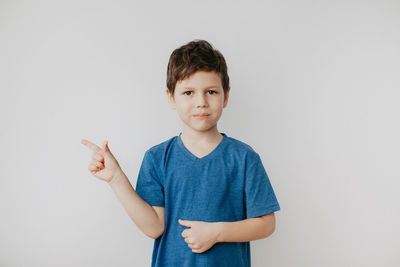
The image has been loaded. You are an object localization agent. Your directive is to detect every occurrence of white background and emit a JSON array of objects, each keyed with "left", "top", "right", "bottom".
[{"left": 1, "top": 0, "right": 399, "bottom": 266}]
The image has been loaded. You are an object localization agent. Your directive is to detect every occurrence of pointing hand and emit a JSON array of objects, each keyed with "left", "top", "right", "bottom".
[{"left": 81, "top": 139, "right": 122, "bottom": 183}]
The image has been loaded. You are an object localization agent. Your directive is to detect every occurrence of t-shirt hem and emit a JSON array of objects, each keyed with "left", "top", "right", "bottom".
[
  {"left": 246, "top": 203, "right": 281, "bottom": 219},
  {"left": 144, "top": 199, "right": 165, "bottom": 207}
]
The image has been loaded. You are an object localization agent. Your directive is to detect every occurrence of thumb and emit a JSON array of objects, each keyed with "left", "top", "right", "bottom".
[
  {"left": 103, "top": 140, "right": 110, "bottom": 152},
  {"left": 178, "top": 219, "right": 192, "bottom": 227}
]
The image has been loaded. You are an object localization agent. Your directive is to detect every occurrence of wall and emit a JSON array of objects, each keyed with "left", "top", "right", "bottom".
[{"left": 0, "top": 0, "right": 399, "bottom": 266}]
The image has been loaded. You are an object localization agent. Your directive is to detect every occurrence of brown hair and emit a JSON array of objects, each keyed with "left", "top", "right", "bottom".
[{"left": 166, "top": 39, "right": 230, "bottom": 99}]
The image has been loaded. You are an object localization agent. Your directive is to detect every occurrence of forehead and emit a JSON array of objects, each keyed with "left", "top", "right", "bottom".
[{"left": 176, "top": 71, "right": 222, "bottom": 89}]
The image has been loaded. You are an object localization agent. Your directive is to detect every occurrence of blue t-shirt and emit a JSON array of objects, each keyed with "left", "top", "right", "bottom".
[{"left": 135, "top": 132, "right": 281, "bottom": 267}]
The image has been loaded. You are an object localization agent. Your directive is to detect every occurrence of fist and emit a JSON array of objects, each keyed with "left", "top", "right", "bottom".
[{"left": 179, "top": 219, "right": 220, "bottom": 254}]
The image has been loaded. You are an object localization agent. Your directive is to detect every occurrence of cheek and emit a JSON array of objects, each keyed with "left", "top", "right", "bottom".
[
  {"left": 176, "top": 104, "right": 192, "bottom": 117},
  {"left": 212, "top": 100, "right": 225, "bottom": 111}
]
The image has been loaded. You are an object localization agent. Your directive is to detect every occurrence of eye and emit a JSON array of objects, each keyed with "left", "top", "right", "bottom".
[{"left": 183, "top": 90, "right": 217, "bottom": 96}]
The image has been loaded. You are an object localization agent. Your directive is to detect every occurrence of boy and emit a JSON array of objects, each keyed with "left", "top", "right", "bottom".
[{"left": 81, "top": 39, "right": 280, "bottom": 266}]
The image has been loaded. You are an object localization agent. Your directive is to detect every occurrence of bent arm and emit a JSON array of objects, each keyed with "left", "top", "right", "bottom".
[
  {"left": 108, "top": 171, "right": 164, "bottom": 239},
  {"left": 216, "top": 213, "right": 276, "bottom": 243}
]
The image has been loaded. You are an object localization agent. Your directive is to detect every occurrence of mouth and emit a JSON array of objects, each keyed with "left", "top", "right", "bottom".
[{"left": 193, "top": 114, "right": 210, "bottom": 119}]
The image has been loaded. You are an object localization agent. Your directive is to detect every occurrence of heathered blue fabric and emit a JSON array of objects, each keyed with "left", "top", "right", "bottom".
[{"left": 135, "top": 132, "right": 281, "bottom": 267}]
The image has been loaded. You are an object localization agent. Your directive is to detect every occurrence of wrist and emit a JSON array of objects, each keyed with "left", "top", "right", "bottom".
[
  {"left": 214, "top": 222, "right": 225, "bottom": 243},
  {"left": 108, "top": 169, "right": 125, "bottom": 186}
]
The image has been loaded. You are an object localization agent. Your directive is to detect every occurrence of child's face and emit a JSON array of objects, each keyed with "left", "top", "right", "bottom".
[{"left": 166, "top": 70, "right": 230, "bottom": 134}]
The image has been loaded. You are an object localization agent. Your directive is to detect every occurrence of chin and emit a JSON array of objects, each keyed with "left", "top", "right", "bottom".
[{"left": 193, "top": 124, "right": 218, "bottom": 132}]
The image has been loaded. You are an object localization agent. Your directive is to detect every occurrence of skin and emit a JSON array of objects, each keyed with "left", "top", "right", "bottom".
[
  {"left": 80, "top": 139, "right": 119, "bottom": 183},
  {"left": 179, "top": 219, "right": 220, "bottom": 253},
  {"left": 166, "top": 70, "right": 230, "bottom": 155},
  {"left": 80, "top": 139, "right": 165, "bottom": 239}
]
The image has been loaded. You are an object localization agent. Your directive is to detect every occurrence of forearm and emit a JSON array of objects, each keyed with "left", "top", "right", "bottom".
[
  {"left": 108, "top": 170, "right": 163, "bottom": 239},
  {"left": 216, "top": 217, "right": 274, "bottom": 243}
]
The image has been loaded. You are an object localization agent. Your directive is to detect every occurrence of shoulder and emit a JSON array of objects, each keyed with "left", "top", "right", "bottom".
[
  {"left": 142, "top": 135, "right": 178, "bottom": 168},
  {"left": 224, "top": 134, "right": 260, "bottom": 162},
  {"left": 221, "top": 134, "right": 263, "bottom": 169},
  {"left": 146, "top": 135, "right": 177, "bottom": 155}
]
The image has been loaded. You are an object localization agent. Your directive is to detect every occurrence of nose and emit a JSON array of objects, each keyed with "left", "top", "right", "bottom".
[{"left": 196, "top": 93, "right": 208, "bottom": 108}]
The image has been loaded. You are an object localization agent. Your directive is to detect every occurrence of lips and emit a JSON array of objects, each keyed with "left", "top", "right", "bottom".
[{"left": 193, "top": 113, "right": 210, "bottom": 119}]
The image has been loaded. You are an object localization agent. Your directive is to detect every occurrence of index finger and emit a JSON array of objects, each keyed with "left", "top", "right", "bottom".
[{"left": 81, "top": 139, "right": 102, "bottom": 153}]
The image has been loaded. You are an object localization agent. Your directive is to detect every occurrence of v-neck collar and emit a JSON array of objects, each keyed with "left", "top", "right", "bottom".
[{"left": 176, "top": 132, "right": 228, "bottom": 163}]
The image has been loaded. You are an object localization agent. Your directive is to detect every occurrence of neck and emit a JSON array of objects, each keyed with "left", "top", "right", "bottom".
[{"left": 180, "top": 125, "right": 222, "bottom": 144}]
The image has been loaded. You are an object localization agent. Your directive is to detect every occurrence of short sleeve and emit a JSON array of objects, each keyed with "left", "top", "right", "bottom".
[
  {"left": 245, "top": 153, "right": 280, "bottom": 218},
  {"left": 135, "top": 150, "right": 165, "bottom": 207}
]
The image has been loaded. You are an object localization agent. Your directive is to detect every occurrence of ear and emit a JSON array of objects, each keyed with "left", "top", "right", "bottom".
[
  {"left": 223, "top": 87, "right": 230, "bottom": 108},
  {"left": 166, "top": 88, "right": 176, "bottom": 110}
]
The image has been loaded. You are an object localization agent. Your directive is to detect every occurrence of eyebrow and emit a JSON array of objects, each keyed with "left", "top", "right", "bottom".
[{"left": 183, "top": 85, "right": 219, "bottom": 90}]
